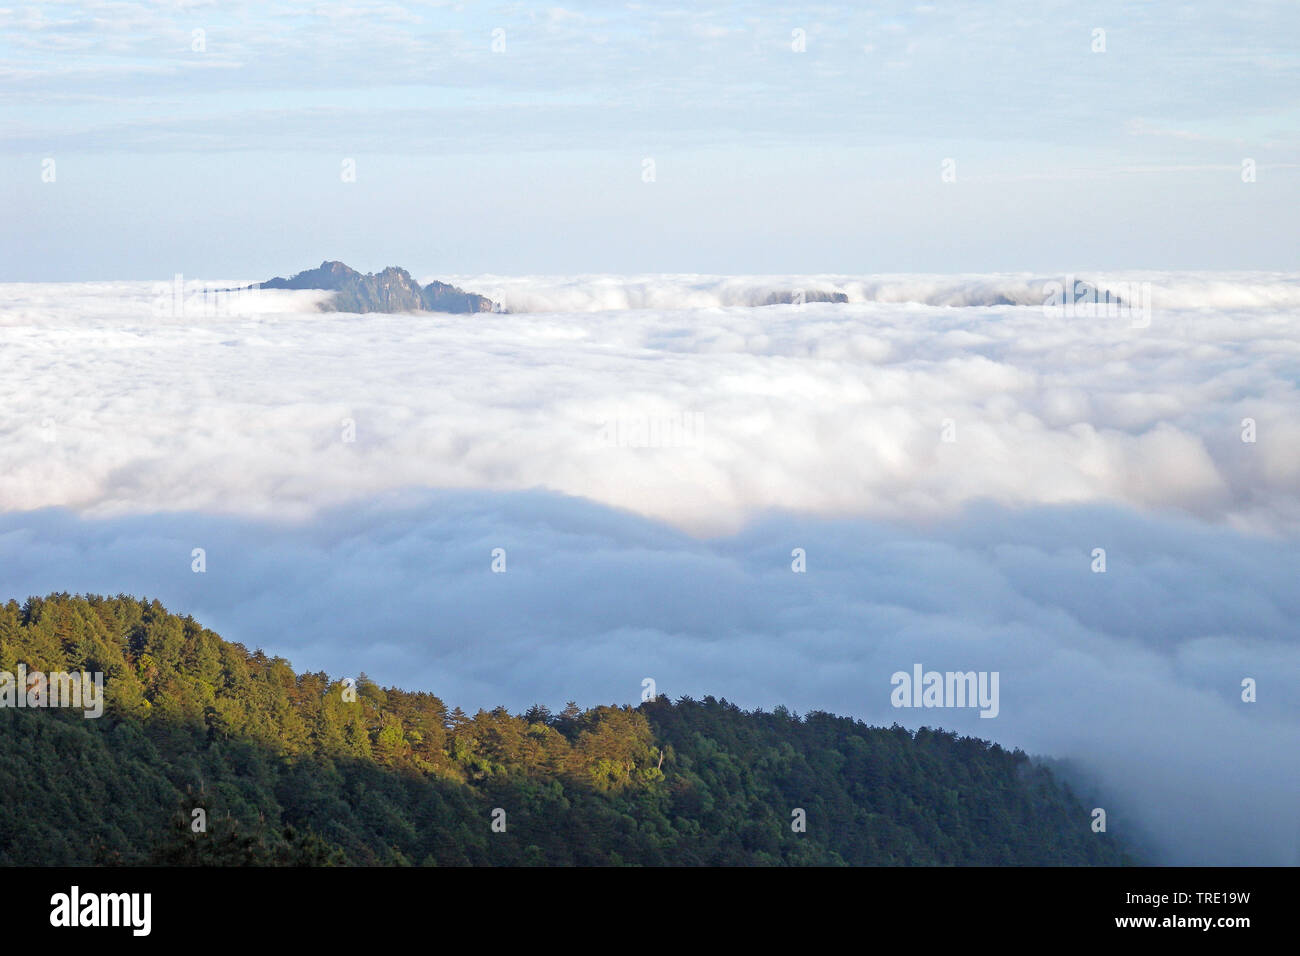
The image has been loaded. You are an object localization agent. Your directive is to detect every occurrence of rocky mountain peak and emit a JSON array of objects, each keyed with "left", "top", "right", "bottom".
[{"left": 256, "top": 261, "right": 499, "bottom": 314}]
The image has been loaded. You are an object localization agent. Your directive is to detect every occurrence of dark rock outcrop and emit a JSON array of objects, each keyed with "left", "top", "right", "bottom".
[
  {"left": 421, "top": 279, "right": 500, "bottom": 314},
  {"left": 259, "top": 260, "right": 363, "bottom": 292},
  {"left": 761, "top": 290, "right": 849, "bottom": 306},
  {"left": 258, "top": 261, "right": 498, "bottom": 314}
]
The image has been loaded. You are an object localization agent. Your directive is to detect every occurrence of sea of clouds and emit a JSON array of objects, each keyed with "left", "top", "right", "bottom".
[
  {"left": 1, "top": 273, "right": 1297, "bottom": 535},
  {"left": 0, "top": 272, "right": 1296, "bottom": 864}
]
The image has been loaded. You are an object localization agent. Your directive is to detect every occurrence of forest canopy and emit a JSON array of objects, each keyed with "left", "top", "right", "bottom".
[{"left": 0, "top": 593, "right": 1133, "bottom": 866}]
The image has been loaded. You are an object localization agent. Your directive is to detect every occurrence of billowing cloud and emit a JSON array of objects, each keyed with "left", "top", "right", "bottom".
[{"left": 1, "top": 273, "right": 1296, "bottom": 535}]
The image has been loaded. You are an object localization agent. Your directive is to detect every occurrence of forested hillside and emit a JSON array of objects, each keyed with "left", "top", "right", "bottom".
[{"left": 0, "top": 594, "right": 1132, "bottom": 866}]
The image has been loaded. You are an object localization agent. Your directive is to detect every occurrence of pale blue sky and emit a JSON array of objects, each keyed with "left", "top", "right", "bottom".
[{"left": 2, "top": 0, "right": 1297, "bottom": 279}]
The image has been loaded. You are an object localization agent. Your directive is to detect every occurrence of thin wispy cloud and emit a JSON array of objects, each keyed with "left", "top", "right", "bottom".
[{"left": 4, "top": 2, "right": 1298, "bottom": 275}]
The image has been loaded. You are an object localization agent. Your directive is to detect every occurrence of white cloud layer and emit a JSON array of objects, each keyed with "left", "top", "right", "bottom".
[{"left": 1, "top": 273, "right": 1297, "bottom": 536}]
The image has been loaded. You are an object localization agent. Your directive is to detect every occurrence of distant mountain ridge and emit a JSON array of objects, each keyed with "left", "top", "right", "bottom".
[
  {"left": 245, "top": 262, "right": 862, "bottom": 315},
  {"left": 762, "top": 289, "right": 849, "bottom": 305},
  {"left": 256, "top": 260, "right": 499, "bottom": 314}
]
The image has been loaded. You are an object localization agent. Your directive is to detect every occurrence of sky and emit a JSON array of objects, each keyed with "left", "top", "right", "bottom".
[{"left": 3, "top": 0, "right": 1299, "bottom": 279}]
